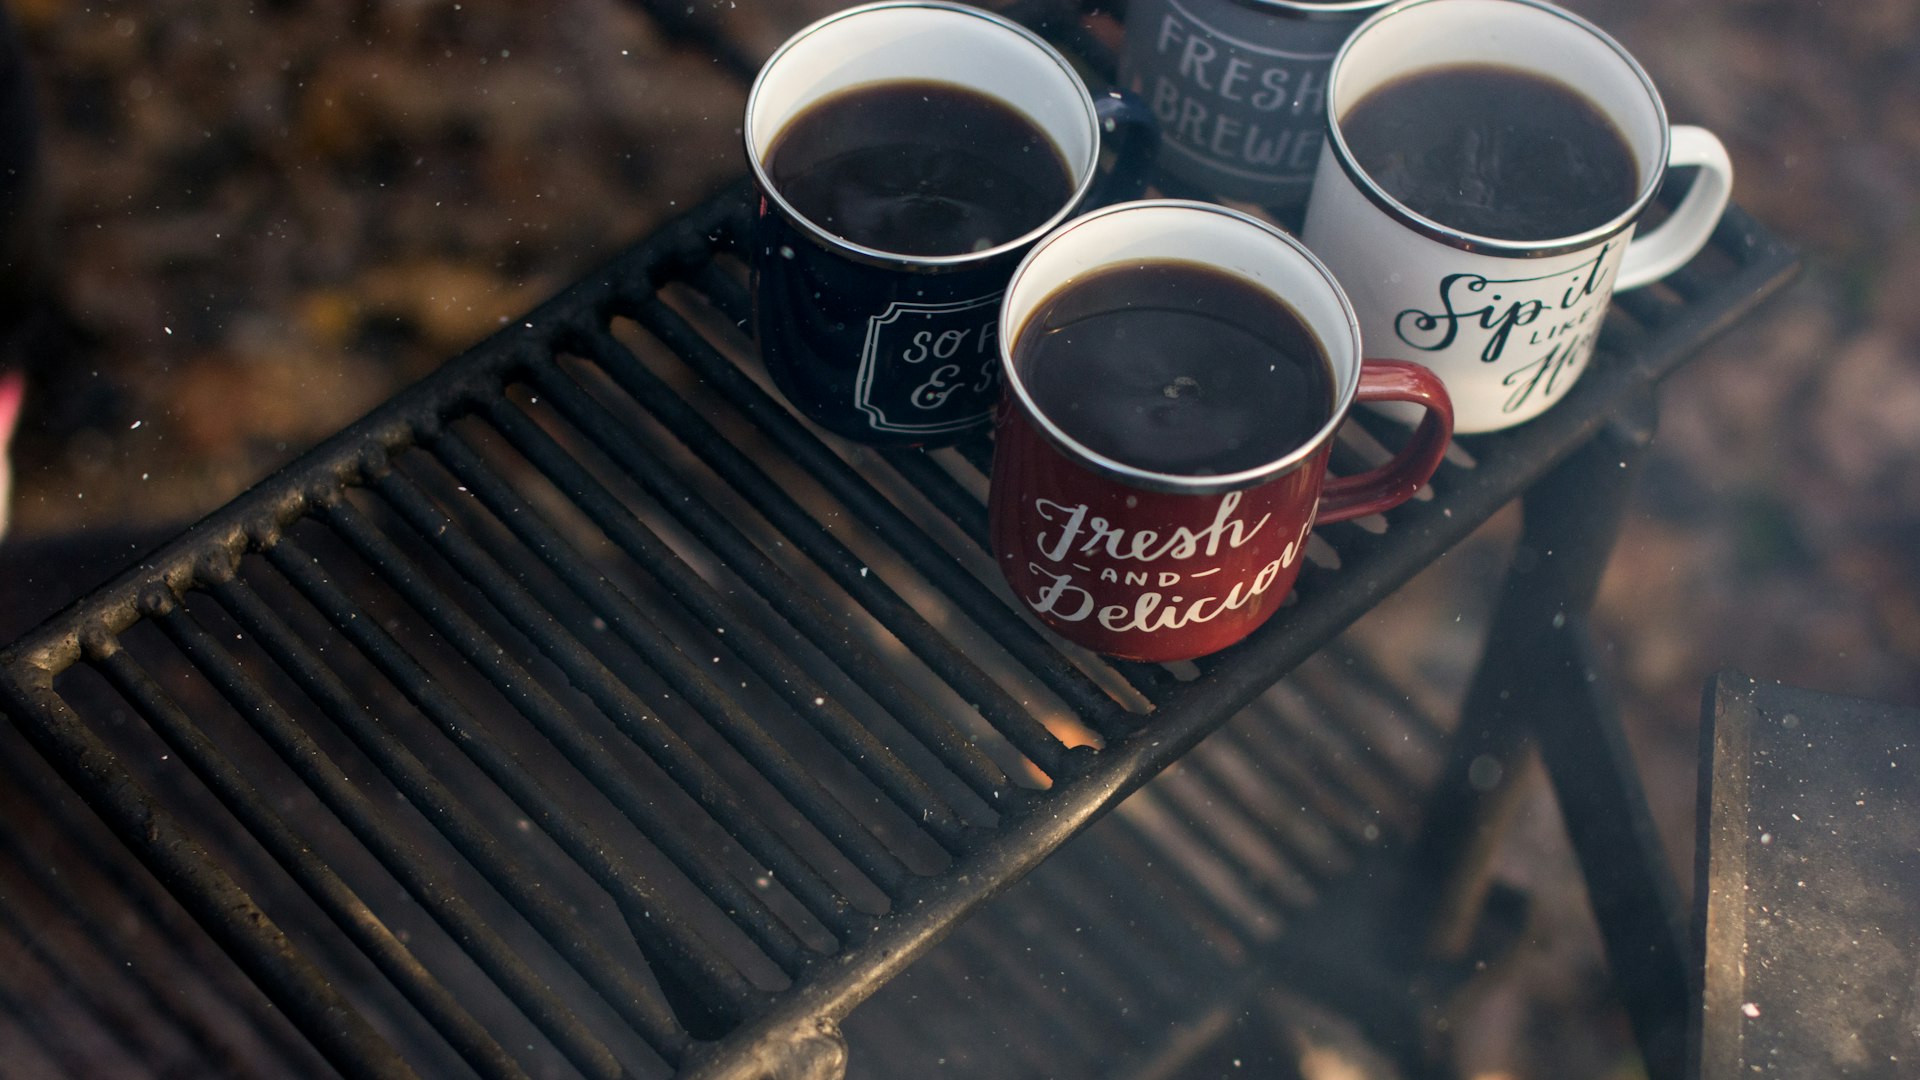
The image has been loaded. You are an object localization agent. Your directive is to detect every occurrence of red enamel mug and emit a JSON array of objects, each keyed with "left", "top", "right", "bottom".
[{"left": 989, "top": 200, "right": 1452, "bottom": 662}]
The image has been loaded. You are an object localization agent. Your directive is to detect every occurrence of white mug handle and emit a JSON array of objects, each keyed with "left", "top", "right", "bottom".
[{"left": 1616, "top": 125, "right": 1734, "bottom": 290}]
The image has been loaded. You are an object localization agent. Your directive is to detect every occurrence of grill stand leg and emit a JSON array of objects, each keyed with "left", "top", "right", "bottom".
[{"left": 1404, "top": 387, "right": 1693, "bottom": 1079}]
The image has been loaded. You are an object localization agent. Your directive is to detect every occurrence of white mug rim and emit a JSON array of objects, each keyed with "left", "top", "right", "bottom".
[
  {"left": 1324, "top": 0, "right": 1673, "bottom": 258},
  {"left": 1215, "top": 0, "right": 1396, "bottom": 17},
  {"left": 998, "top": 199, "right": 1363, "bottom": 496},
  {"left": 744, "top": 0, "right": 1101, "bottom": 270}
]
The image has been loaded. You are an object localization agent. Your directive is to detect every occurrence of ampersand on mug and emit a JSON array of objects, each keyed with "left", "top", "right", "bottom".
[{"left": 901, "top": 317, "right": 999, "bottom": 411}]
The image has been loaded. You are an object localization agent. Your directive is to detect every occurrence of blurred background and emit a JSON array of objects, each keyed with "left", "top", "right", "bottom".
[{"left": 0, "top": 1, "right": 1914, "bottom": 1077}]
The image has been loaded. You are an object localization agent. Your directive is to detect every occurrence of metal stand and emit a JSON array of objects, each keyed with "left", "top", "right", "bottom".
[{"left": 1408, "top": 386, "right": 1693, "bottom": 1078}]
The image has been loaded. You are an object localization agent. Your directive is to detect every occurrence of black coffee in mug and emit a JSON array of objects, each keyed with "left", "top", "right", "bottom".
[
  {"left": 1013, "top": 260, "right": 1334, "bottom": 476},
  {"left": 1340, "top": 64, "right": 1640, "bottom": 242},
  {"left": 766, "top": 80, "right": 1075, "bottom": 257}
]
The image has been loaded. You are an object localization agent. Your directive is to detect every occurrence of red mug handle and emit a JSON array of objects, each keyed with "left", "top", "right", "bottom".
[{"left": 1317, "top": 360, "right": 1454, "bottom": 525}]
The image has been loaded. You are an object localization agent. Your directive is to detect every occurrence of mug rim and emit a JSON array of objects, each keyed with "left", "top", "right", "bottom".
[
  {"left": 998, "top": 199, "right": 1363, "bottom": 496},
  {"left": 744, "top": 0, "right": 1101, "bottom": 270},
  {"left": 1224, "top": 0, "right": 1396, "bottom": 17},
  {"left": 1323, "top": 0, "right": 1673, "bottom": 258}
]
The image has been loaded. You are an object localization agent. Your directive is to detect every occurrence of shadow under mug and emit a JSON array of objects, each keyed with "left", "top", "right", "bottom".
[
  {"left": 989, "top": 200, "right": 1453, "bottom": 663},
  {"left": 744, "top": 1, "right": 1146, "bottom": 446},
  {"left": 1301, "top": 0, "right": 1735, "bottom": 434}
]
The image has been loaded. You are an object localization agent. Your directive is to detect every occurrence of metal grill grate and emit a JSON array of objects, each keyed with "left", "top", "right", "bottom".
[
  {"left": 841, "top": 645, "right": 1454, "bottom": 1080},
  {"left": 0, "top": 5, "right": 1798, "bottom": 1075}
]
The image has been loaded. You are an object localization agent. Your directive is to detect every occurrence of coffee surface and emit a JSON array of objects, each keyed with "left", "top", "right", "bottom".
[
  {"left": 766, "top": 80, "right": 1074, "bottom": 257},
  {"left": 1341, "top": 64, "right": 1640, "bottom": 242},
  {"left": 1015, "top": 260, "right": 1334, "bottom": 477}
]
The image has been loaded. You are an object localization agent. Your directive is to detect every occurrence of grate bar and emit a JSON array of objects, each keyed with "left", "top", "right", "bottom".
[
  {"left": 365, "top": 466, "right": 870, "bottom": 940},
  {"left": 1107, "top": 657, "right": 1185, "bottom": 701},
  {"left": 87, "top": 634, "right": 534, "bottom": 1080},
  {"left": 568, "top": 326, "right": 1076, "bottom": 778},
  {"left": 0, "top": 920, "right": 139, "bottom": 1076},
  {"left": 0, "top": 670, "right": 418, "bottom": 1079},
  {"left": 1258, "top": 689, "right": 1424, "bottom": 839},
  {"left": 1100, "top": 812, "right": 1269, "bottom": 960},
  {"left": 1026, "top": 856, "right": 1212, "bottom": 1012},
  {"left": 1319, "top": 641, "right": 1452, "bottom": 746},
  {"left": 1308, "top": 518, "right": 1394, "bottom": 579},
  {"left": 1658, "top": 263, "right": 1713, "bottom": 304},
  {"left": 913, "top": 947, "right": 1076, "bottom": 1077},
  {"left": 877, "top": 449, "right": 991, "bottom": 551},
  {"left": 954, "top": 441, "right": 998, "bottom": 487},
  {"left": 1156, "top": 762, "right": 1336, "bottom": 898},
  {"left": 263, "top": 538, "right": 766, "bottom": 1037},
  {"left": 0, "top": 818, "right": 253, "bottom": 1073},
  {"left": 679, "top": 260, "right": 751, "bottom": 328},
  {"left": 0, "top": 737, "right": 332, "bottom": 1076},
  {"left": 395, "top": 446, "right": 918, "bottom": 900},
  {"left": 1127, "top": 783, "right": 1316, "bottom": 923},
  {"left": 292, "top": 508, "right": 811, "bottom": 975},
  {"left": 958, "top": 918, "right": 1119, "bottom": 1063},
  {"left": 1019, "top": 867, "right": 1192, "bottom": 1015},
  {"left": 482, "top": 391, "right": 1011, "bottom": 819},
  {"left": 1042, "top": 845, "right": 1249, "bottom": 1011},
  {"left": 984, "top": 894, "right": 1161, "bottom": 1028},
  {"left": 1630, "top": 208, "right": 1787, "bottom": 387},
  {"left": 0, "top": 857, "right": 187, "bottom": 1072},
  {"left": 506, "top": 364, "right": 1019, "bottom": 806},
  {"left": 1609, "top": 288, "right": 1674, "bottom": 333},
  {"left": 141, "top": 607, "right": 589, "bottom": 1080},
  {"left": 1185, "top": 739, "right": 1354, "bottom": 881},
  {"left": 1079, "top": 822, "right": 1266, "bottom": 977},
  {"left": 208, "top": 574, "right": 697, "bottom": 1061},
  {"left": 1288, "top": 678, "right": 1433, "bottom": 794},
  {"left": 648, "top": 284, "right": 1141, "bottom": 740},
  {"left": 1594, "top": 309, "right": 1655, "bottom": 365},
  {"left": 432, "top": 422, "right": 976, "bottom": 857},
  {"left": 1221, "top": 708, "right": 1393, "bottom": 847}
]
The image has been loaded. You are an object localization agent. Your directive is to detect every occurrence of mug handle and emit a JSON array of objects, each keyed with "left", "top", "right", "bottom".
[
  {"left": 1318, "top": 360, "right": 1454, "bottom": 525},
  {"left": 1615, "top": 125, "right": 1735, "bottom": 291},
  {"left": 1086, "top": 90, "right": 1157, "bottom": 207}
]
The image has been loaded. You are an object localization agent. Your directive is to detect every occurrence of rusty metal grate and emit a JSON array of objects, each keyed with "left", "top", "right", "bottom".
[
  {"left": 838, "top": 641, "right": 1461, "bottom": 1080},
  {"left": 0, "top": 5, "right": 1798, "bottom": 1078}
]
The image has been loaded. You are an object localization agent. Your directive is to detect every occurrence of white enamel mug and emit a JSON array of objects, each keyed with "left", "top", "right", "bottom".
[{"left": 1301, "top": 0, "right": 1734, "bottom": 434}]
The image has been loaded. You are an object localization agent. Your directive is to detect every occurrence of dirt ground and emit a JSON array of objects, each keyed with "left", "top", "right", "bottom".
[{"left": 1, "top": 1, "right": 1916, "bottom": 1078}]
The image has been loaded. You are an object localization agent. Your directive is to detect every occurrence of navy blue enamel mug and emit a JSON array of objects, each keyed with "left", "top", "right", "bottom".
[{"left": 745, "top": 1, "right": 1146, "bottom": 445}]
